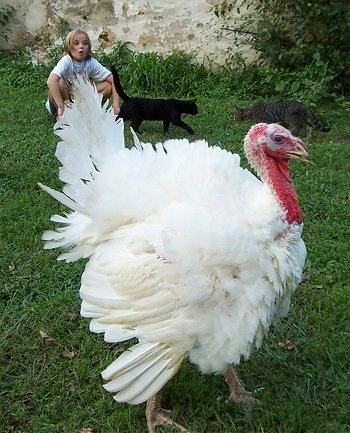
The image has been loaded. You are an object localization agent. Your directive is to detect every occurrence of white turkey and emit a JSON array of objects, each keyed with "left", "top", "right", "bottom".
[{"left": 39, "top": 78, "right": 308, "bottom": 432}]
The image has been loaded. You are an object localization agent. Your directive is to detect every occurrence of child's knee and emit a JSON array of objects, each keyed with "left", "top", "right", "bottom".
[
  {"left": 58, "top": 78, "right": 72, "bottom": 100},
  {"left": 98, "top": 81, "right": 111, "bottom": 95},
  {"left": 58, "top": 78, "right": 69, "bottom": 90}
]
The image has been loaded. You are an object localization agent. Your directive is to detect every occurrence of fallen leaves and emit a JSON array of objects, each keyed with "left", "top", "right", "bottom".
[
  {"left": 39, "top": 329, "right": 75, "bottom": 359},
  {"left": 67, "top": 311, "right": 79, "bottom": 321},
  {"left": 39, "top": 329, "right": 56, "bottom": 344},
  {"left": 278, "top": 339, "right": 296, "bottom": 350},
  {"left": 38, "top": 310, "right": 79, "bottom": 358},
  {"left": 7, "top": 262, "right": 33, "bottom": 279},
  {"left": 301, "top": 271, "right": 310, "bottom": 283}
]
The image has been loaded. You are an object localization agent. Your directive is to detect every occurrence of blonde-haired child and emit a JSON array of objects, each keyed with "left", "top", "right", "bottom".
[{"left": 46, "top": 29, "right": 120, "bottom": 118}]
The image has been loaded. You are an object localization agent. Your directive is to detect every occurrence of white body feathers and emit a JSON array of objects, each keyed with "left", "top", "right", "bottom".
[{"left": 40, "top": 79, "right": 306, "bottom": 406}]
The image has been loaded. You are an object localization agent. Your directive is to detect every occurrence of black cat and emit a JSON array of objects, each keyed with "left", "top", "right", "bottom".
[{"left": 111, "top": 66, "right": 198, "bottom": 134}]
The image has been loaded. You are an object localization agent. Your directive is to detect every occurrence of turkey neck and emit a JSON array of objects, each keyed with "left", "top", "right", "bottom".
[{"left": 264, "top": 157, "right": 302, "bottom": 225}]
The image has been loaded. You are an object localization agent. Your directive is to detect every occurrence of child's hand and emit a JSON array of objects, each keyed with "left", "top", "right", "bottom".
[
  {"left": 112, "top": 102, "right": 121, "bottom": 116},
  {"left": 57, "top": 106, "right": 65, "bottom": 117}
]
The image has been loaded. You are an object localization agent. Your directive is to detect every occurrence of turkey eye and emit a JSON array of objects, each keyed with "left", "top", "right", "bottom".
[{"left": 274, "top": 135, "right": 284, "bottom": 143}]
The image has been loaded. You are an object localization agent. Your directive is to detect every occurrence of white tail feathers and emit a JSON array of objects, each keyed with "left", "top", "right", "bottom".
[
  {"left": 40, "top": 77, "right": 125, "bottom": 212},
  {"left": 38, "top": 183, "right": 82, "bottom": 213},
  {"left": 38, "top": 78, "right": 128, "bottom": 261},
  {"left": 54, "top": 78, "right": 125, "bottom": 171},
  {"left": 102, "top": 342, "right": 185, "bottom": 405}
]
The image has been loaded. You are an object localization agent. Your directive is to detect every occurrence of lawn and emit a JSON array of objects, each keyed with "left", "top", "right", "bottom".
[{"left": 1, "top": 76, "right": 349, "bottom": 433}]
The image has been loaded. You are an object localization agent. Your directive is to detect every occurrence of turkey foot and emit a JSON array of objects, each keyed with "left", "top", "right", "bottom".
[
  {"left": 146, "top": 394, "right": 189, "bottom": 433},
  {"left": 224, "top": 366, "right": 259, "bottom": 411}
]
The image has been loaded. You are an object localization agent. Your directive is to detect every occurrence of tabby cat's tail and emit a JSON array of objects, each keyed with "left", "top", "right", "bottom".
[
  {"left": 307, "top": 108, "right": 331, "bottom": 132},
  {"left": 110, "top": 65, "right": 130, "bottom": 102}
]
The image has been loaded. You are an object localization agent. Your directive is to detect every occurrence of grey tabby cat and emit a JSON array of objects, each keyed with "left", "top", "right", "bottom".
[{"left": 234, "top": 100, "right": 330, "bottom": 138}]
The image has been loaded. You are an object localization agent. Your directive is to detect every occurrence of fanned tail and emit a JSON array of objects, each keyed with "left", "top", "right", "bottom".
[
  {"left": 38, "top": 78, "right": 126, "bottom": 261},
  {"left": 54, "top": 77, "right": 125, "bottom": 182},
  {"left": 40, "top": 77, "right": 124, "bottom": 205},
  {"left": 102, "top": 342, "right": 185, "bottom": 405}
]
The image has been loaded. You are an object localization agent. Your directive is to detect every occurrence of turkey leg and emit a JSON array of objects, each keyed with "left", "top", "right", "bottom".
[
  {"left": 146, "top": 393, "right": 188, "bottom": 433},
  {"left": 224, "top": 366, "right": 258, "bottom": 409}
]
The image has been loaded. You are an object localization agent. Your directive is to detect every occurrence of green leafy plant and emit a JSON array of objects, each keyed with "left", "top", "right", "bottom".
[
  {"left": 123, "top": 50, "right": 207, "bottom": 96},
  {"left": 0, "top": 50, "right": 50, "bottom": 89},
  {"left": 94, "top": 40, "right": 135, "bottom": 70},
  {"left": 212, "top": 0, "right": 235, "bottom": 18},
  {"left": 55, "top": 17, "right": 70, "bottom": 40},
  {"left": 0, "top": 3, "right": 14, "bottom": 42},
  {"left": 216, "top": 0, "right": 350, "bottom": 99}
]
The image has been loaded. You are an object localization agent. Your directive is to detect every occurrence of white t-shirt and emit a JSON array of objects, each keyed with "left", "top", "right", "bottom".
[{"left": 50, "top": 55, "right": 111, "bottom": 83}]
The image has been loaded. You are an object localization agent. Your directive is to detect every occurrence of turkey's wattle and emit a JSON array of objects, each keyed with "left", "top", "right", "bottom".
[{"left": 40, "top": 78, "right": 308, "bottom": 433}]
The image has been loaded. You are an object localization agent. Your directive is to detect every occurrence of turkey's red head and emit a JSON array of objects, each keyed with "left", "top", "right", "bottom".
[
  {"left": 244, "top": 123, "right": 308, "bottom": 225},
  {"left": 245, "top": 123, "right": 308, "bottom": 163}
]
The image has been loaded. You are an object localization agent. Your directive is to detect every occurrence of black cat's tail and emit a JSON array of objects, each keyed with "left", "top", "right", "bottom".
[
  {"left": 307, "top": 108, "right": 331, "bottom": 132},
  {"left": 110, "top": 65, "right": 130, "bottom": 102}
]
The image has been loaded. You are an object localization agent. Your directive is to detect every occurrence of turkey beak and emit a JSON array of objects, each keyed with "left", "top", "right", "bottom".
[{"left": 287, "top": 142, "right": 309, "bottom": 163}]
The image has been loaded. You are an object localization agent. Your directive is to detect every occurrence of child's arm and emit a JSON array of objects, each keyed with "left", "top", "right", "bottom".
[
  {"left": 106, "top": 73, "right": 121, "bottom": 115},
  {"left": 47, "top": 73, "right": 65, "bottom": 117}
]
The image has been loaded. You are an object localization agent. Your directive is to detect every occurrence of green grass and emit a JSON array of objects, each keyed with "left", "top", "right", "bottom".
[{"left": 1, "top": 63, "right": 350, "bottom": 433}]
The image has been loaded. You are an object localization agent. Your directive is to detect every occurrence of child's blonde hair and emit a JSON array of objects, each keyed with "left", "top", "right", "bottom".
[{"left": 64, "top": 29, "right": 92, "bottom": 58}]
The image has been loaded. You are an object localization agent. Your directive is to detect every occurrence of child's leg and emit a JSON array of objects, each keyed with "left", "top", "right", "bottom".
[
  {"left": 95, "top": 81, "right": 112, "bottom": 103},
  {"left": 47, "top": 78, "right": 72, "bottom": 112},
  {"left": 58, "top": 78, "right": 73, "bottom": 101},
  {"left": 45, "top": 99, "right": 58, "bottom": 116},
  {"left": 48, "top": 78, "right": 73, "bottom": 112}
]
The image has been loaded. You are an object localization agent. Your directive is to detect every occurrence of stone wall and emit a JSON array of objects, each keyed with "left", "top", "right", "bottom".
[{"left": 1, "top": 0, "right": 254, "bottom": 65}]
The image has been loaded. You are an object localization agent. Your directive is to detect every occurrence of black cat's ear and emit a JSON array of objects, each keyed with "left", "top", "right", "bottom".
[{"left": 191, "top": 99, "right": 197, "bottom": 103}]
